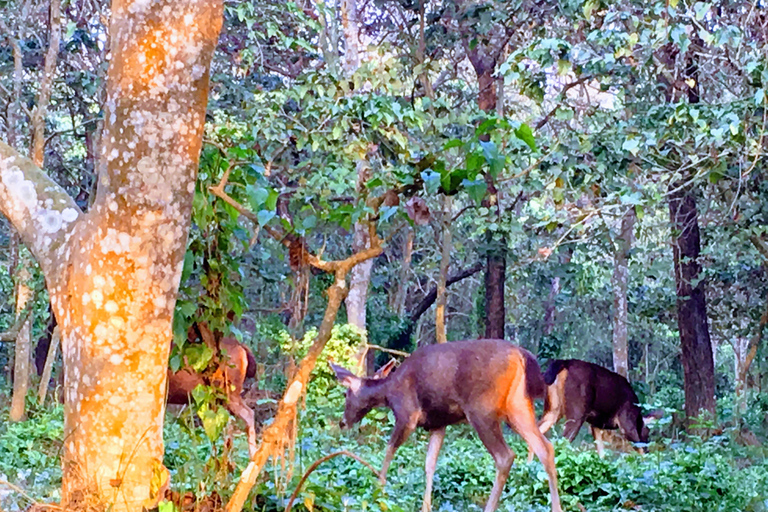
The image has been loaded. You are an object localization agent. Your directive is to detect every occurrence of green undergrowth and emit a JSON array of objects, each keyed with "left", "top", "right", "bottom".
[{"left": 1, "top": 398, "right": 767, "bottom": 512}]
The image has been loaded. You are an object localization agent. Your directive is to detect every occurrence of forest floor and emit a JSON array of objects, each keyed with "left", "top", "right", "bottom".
[{"left": 1, "top": 397, "right": 767, "bottom": 512}]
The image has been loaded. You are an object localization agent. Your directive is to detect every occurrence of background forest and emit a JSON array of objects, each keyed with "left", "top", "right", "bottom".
[{"left": 1, "top": 0, "right": 768, "bottom": 511}]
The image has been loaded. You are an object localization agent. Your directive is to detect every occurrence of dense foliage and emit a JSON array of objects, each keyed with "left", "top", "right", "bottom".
[{"left": 1, "top": 0, "right": 768, "bottom": 510}]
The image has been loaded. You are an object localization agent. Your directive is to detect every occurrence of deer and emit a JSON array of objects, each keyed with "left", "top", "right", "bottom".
[
  {"left": 166, "top": 322, "right": 258, "bottom": 458},
  {"left": 528, "top": 359, "right": 661, "bottom": 460},
  {"left": 331, "top": 339, "right": 562, "bottom": 512}
]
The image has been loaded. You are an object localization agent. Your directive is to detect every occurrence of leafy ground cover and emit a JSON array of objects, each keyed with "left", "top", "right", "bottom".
[{"left": 1, "top": 392, "right": 767, "bottom": 512}]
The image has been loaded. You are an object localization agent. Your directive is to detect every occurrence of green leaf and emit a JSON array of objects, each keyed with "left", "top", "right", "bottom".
[
  {"left": 302, "top": 215, "right": 317, "bottom": 230},
  {"left": 380, "top": 205, "right": 398, "bottom": 223},
  {"left": 514, "top": 123, "right": 537, "bottom": 151},
  {"left": 755, "top": 88, "right": 765, "bottom": 105},
  {"left": 443, "top": 139, "right": 464, "bottom": 150},
  {"left": 464, "top": 178, "right": 488, "bottom": 204},
  {"left": 622, "top": 138, "right": 640, "bottom": 156},
  {"left": 185, "top": 344, "right": 214, "bottom": 372},
  {"left": 257, "top": 210, "right": 276, "bottom": 226},
  {"left": 199, "top": 406, "right": 230, "bottom": 442},
  {"left": 422, "top": 170, "right": 441, "bottom": 195}
]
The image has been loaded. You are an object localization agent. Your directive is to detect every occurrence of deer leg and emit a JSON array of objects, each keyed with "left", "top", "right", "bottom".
[
  {"left": 590, "top": 425, "right": 605, "bottom": 458},
  {"left": 466, "top": 412, "right": 514, "bottom": 512},
  {"left": 227, "top": 396, "right": 257, "bottom": 459},
  {"left": 562, "top": 416, "right": 585, "bottom": 442},
  {"left": 508, "top": 404, "right": 562, "bottom": 512},
  {"left": 421, "top": 427, "right": 445, "bottom": 512},
  {"left": 380, "top": 415, "right": 418, "bottom": 485}
]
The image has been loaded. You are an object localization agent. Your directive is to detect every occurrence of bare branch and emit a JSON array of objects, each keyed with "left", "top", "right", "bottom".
[{"left": 283, "top": 451, "right": 379, "bottom": 512}]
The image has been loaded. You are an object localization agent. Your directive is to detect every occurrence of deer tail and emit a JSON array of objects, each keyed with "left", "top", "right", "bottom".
[
  {"left": 542, "top": 359, "right": 567, "bottom": 385},
  {"left": 539, "top": 368, "right": 568, "bottom": 435},
  {"left": 522, "top": 349, "right": 547, "bottom": 401},
  {"left": 245, "top": 345, "right": 257, "bottom": 380}
]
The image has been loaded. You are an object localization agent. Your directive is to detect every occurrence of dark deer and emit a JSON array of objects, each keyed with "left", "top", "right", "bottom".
[
  {"left": 167, "top": 324, "right": 258, "bottom": 458},
  {"left": 331, "top": 339, "right": 562, "bottom": 512},
  {"left": 528, "top": 359, "right": 658, "bottom": 460}
]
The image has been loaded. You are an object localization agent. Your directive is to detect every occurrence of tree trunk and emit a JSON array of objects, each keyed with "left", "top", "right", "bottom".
[
  {"left": 668, "top": 184, "right": 716, "bottom": 422},
  {"left": 38, "top": 326, "right": 61, "bottom": 404},
  {"left": 390, "top": 227, "right": 413, "bottom": 316},
  {"left": 435, "top": 195, "right": 452, "bottom": 343},
  {"left": 484, "top": 234, "right": 506, "bottom": 339},
  {"left": 10, "top": 263, "right": 32, "bottom": 422},
  {"left": 0, "top": 1, "right": 223, "bottom": 509},
  {"left": 466, "top": 53, "right": 506, "bottom": 339},
  {"left": 612, "top": 208, "right": 636, "bottom": 378}
]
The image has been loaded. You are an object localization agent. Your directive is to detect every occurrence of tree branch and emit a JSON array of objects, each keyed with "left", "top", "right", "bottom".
[{"left": 0, "top": 142, "right": 83, "bottom": 277}]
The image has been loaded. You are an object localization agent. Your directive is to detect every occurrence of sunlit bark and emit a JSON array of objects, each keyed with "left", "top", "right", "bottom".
[{"left": 0, "top": 0, "right": 223, "bottom": 509}]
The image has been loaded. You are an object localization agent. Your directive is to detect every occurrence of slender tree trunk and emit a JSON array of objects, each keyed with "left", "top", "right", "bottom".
[
  {"left": 10, "top": 263, "right": 32, "bottom": 422},
  {"left": 612, "top": 208, "right": 636, "bottom": 378},
  {"left": 669, "top": 183, "right": 716, "bottom": 422},
  {"left": 38, "top": 326, "right": 60, "bottom": 404},
  {"left": 468, "top": 57, "right": 506, "bottom": 339},
  {"left": 484, "top": 233, "right": 506, "bottom": 339},
  {"left": 435, "top": 195, "right": 452, "bottom": 343},
  {"left": 391, "top": 227, "right": 413, "bottom": 316}
]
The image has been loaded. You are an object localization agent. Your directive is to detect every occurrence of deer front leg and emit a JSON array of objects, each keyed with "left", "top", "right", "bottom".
[
  {"left": 380, "top": 412, "right": 418, "bottom": 485},
  {"left": 227, "top": 396, "right": 258, "bottom": 459},
  {"left": 421, "top": 428, "right": 445, "bottom": 512}
]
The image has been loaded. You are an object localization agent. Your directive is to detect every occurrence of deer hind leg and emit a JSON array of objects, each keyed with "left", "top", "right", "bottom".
[
  {"left": 466, "top": 411, "right": 514, "bottom": 512},
  {"left": 590, "top": 425, "right": 605, "bottom": 458},
  {"left": 227, "top": 396, "right": 257, "bottom": 459},
  {"left": 421, "top": 427, "right": 445, "bottom": 512},
  {"left": 507, "top": 394, "right": 562, "bottom": 512},
  {"left": 528, "top": 371, "right": 566, "bottom": 462}
]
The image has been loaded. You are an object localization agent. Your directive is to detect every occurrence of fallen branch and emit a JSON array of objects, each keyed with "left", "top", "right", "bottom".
[{"left": 282, "top": 450, "right": 379, "bottom": 512}]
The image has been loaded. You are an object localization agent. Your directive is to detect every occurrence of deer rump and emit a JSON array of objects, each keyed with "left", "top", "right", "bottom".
[
  {"left": 332, "top": 339, "right": 562, "bottom": 512},
  {"left": 166, "top": 337, "right": 258, "bottom": 458},
  {"left": 533, "top": 359, "right": 649, "bottom": 458}
]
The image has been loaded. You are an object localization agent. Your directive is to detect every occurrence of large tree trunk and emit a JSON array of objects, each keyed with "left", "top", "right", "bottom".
[
  {"left": 669, "top": 184, "right": 716, "bottom": 421},
  {"left": 612, "top": 208, "right": 636, "bottom": 378},
  {"left": 0, "top": 1, "right": 223, "bottom": 509}
]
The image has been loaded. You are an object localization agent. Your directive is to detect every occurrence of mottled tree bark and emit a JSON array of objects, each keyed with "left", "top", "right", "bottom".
[
  {"left": 669, "top": 184, "right": 716, "bottom": 421},
  {"left": 0, "top": 1, "right": 223, "bottom": 509},
  {"left": 612, "top": 208, "right": 635, "bottom": 378}
]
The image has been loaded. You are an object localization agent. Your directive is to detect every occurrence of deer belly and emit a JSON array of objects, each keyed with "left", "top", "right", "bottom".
[{"left": 419, "top": 404, "right": 467, "bottom": 430}]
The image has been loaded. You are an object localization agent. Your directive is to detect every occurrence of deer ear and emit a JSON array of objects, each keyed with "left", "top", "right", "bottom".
[
  {"left": 330, "top": 363, "right": 362, "bottom": 392},
  {"left": 374, "top": 359, "right": 397, "bottom": 379}
]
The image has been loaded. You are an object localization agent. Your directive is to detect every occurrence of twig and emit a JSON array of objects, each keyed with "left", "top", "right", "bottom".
[
  {"left": 283, "top": 451, "right": 379, "bottom": 512},
  {"left": 365, "top": 344, "right": 409, "bottom": 358},
  {"left": 0, "top": 479, "right": 54, "bottom": 509}
]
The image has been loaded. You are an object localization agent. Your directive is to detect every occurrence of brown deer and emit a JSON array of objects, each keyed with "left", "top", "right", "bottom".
[
  {"left": 331, "top": 339, "right": 562, "bottom": 512},
  {"left": 528, "top": 359, "right": 660, "bottom": 460},
  {"left": 167, "top": 323, "right": 258, "bottom": 458}
]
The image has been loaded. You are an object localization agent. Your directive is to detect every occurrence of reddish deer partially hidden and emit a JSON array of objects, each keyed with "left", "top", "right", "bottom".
[
  {"left": 331, "top": 339, "right": 562, "bottom": 512},
  {"left": 529, "top": 359, "right": 655, "bottom": 460},
  {"left": 167, "top": 332, "right": 258, "bottom": 458}
]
